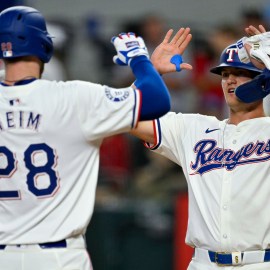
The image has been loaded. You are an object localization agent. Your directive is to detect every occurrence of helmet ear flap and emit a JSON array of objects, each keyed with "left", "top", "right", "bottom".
[
  {"left": 210, "top": 43, "right": 262, "bottom": 76},
  {"left": 42, "top": 40, "right": 53, "bottom": 56},
  {"left": 0, "top": 6, "right": 54, "bottom": 63}
]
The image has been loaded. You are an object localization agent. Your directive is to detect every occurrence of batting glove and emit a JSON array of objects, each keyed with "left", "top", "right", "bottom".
[
  {"left": 111, "top": 32, "right": 149, "bottom": 66},
  {"left": 236, "top": 32, "right": 270, "bottom": 70},
  {"left": 236, "top": 37, "right": 250, "bottom": 63}
]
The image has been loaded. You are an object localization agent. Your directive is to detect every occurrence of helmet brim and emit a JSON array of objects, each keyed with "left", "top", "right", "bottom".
[{"left": 210, "top": 63, "right": 262, "bottom": 76}]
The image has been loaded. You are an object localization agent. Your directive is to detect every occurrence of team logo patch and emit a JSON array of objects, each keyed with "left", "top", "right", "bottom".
[
  {"left": 126, "top": 41, "right": 139, "bottom": 48},
  {"left": 1, "top": 42, "right": 13, "bottom": 57},
  {"left": 105, "top": 87, "right": 129, "bottom": 102},
  {"left": 3, "top": 51, "right": 13, "bottom": 57}
]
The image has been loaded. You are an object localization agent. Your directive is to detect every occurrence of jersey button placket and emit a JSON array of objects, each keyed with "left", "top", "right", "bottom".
[
  {"left": 220, "top": 173, "right": 231, "bottom": 249},
  {"left": 231, "top": 128, "right": 241, "bottom": 146},
  {"left": 220, "top": 130, "right": 232, "bottom": 250}
]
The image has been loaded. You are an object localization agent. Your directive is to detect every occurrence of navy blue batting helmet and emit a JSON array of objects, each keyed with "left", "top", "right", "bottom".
[
  {"left": 210, "top": 43, "right": 262, "bottom": 76},
  {"left": 0, "top": 6, "right": 53, "bottom": 63}
]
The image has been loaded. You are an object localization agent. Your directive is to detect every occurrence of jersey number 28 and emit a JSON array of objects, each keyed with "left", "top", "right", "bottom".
[{"left": 0, "top": 143, "right": 59, "bottom": 199}]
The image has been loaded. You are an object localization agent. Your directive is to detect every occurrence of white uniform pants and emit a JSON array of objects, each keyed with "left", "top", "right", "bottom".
[
  {"left": 188, "top": 248, "right": 270, "bottom": 270},
  {"left": 0, "top": 236, "right": 93, "bottom": 270}
]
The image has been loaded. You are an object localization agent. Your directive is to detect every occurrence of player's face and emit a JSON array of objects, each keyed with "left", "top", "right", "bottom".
[{"left": 221, "top": 67, "right": 257, "bottom": 109}]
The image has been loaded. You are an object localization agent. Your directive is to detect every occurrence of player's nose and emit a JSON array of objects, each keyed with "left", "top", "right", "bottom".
[{"left": 227, "top": 74, "right": 237, "bottom": 84}]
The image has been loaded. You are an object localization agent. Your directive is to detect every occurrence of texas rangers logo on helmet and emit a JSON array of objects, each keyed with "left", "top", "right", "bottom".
[{"left": 226, "top": 48, "right": 238, "bottom": 62}]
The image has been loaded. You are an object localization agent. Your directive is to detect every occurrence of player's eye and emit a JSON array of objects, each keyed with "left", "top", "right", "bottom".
[
  {"left": 221, "top": 72, "right": 230, "bottom": 78},
  {"left": 235, "top": 70, "right": 252, "bottom": 78}
]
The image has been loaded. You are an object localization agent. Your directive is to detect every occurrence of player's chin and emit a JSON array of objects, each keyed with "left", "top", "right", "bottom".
[
  {"left": 226, "top": 95, "right": 242, "bottom": 107},
  {"left": 225, "top": 92, "right": 237, "bottom": 102}
]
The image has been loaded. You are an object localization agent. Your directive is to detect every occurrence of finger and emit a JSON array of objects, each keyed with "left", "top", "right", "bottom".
[
  {"left": 118, "top": 33, "right": 127, "bottom": 39},
  {"left": 244, "top": 43, "right": 251, "bottom": 53},
  {"left": 247, "top": 25, "right": 262, "bottom": 35},
  {"left": 127, "top": 32, "right": 136, "bottom": 37},
  {"left": 162, "top": 29, "right": 174, "bottom": 44},
  {"left": 245, "top": 27, "right": 252, "bottom": 36},
  {"left": 258, "top": 25, "right": 267, "bottom": 33},
  {"left": 177, "top": 34, "right": 192, "bottom": 54},
  {"left": 177, "top": 32, "right": 192, "bottom": 47},
  {"left": 245, "top": 26, "right": 256, "bottom": 36},
  {"left": 175, "top": 28, "right": 191, "bottom": 47},
  {"left": 170, "top": 28, "right": 185, "bottom": 44},
  {"left": 170, "top": 27, "right": 185, "bottom": 44}
]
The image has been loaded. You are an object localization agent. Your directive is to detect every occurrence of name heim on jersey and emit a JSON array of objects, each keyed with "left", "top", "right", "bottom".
[{"left": 0, "top": 110, "right": 41, "bottom": 131}]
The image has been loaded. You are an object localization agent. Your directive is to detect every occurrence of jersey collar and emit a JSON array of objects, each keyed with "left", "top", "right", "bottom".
[{"left": 1, "top": 78, "right": 37, "bottom": 86}]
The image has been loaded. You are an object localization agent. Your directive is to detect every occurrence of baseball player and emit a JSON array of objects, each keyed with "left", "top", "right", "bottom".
[
  {"left": 0, "top": 5, "right": 193, "bottom": 270},
  {"left": 130, "top": 24, "right": 270, "bottom": 269}
]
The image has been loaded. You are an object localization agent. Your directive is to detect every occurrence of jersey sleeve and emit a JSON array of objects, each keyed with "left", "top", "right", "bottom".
[
  {"left": 72, "top": 81, "right": 141, "bottom": 140},
  {"left": 144, "top": 112, "right": 185, "bottom": 166},
  {"left": 144, "top": 112, "right": 211, "bottom": 167}
]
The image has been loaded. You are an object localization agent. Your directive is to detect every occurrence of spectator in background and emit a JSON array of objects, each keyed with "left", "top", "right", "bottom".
[
  {"left": 138, "top": 14, "right": 166, "bottom": 54},
  {"left": 192, "top": 23, "right": 241, "bottom": 119},
  {"left": 241, "top": 7, "right": 266, "bottom": 29},
  {"left": 262, "top": 3, "right": 270, "bottom": 29},
  {"left": 42, "top": 20, "right": 74, "bottom": 80},
  {"left": 85, "top": 14, "right": 117, "bottom": 84}
]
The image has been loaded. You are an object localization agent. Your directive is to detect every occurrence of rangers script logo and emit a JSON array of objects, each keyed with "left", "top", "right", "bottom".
[{"left": 190, "top": 139, "right": 270, "bottom": 175}]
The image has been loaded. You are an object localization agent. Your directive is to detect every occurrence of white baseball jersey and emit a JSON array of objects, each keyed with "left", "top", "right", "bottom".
[
  {"left": 147, "top": 112, "right": 270, "bottom": 252},
  {"left": 0, "top": 79, "right": 140, "bottom": 244}
]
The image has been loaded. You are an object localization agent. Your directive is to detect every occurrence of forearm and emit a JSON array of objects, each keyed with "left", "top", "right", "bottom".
[
  {"left": 130, "top": 120, "right": 155, "bottom": 144},
  {"left": 130, "top": 55, "right": 170, "bottom": 120}
]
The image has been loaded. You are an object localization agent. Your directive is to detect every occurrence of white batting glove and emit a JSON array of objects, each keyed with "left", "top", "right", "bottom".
[
  {"left": 236, "top": 37, "right": 250, "bottom": 63},
  {"left": 237, "top": 32, "right": 270, "bottom": 69},
  {"left": 111, "top": 32, "right": 149, "bottom": 66}
]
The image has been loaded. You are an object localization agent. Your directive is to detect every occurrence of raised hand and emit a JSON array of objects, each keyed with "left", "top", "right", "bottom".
[
  {"left": 150, "top": 27, "right": 192, "bottom": 75},
  {"left": 243, "top": 25, "right": 270, "bottom": 70},
  {"left": 111, "top": 32, "right": 149, "bottom": 66},
  {"left": 245, "top": 25, "right": 266, "bottom": 36}
]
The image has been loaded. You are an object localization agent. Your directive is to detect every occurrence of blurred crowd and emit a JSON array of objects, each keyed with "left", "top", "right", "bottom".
[{"left": 1, "top": 1, "right": 270, "bottom": 206}]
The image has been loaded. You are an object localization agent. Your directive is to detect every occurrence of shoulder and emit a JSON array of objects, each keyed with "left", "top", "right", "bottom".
[
  {"left": 36, "top": 79, "right": 105, "bottom": 100},
  {"left": 38, "top": 79, "right": 103, "bottom": 90},
  {"left": 161, "top": 112, "right": 219, "bottom": 124},
  {"left": 159, "top": 112, "right": 221, "bottom": 140}
]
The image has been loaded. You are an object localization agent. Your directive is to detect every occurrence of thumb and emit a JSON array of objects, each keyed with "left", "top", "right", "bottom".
[
  {"left": 180, "top": 63, "right": 193, "bottom": 70},
  {"left": 113, "top": 55, "right": 126, "bottom": 66}
]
